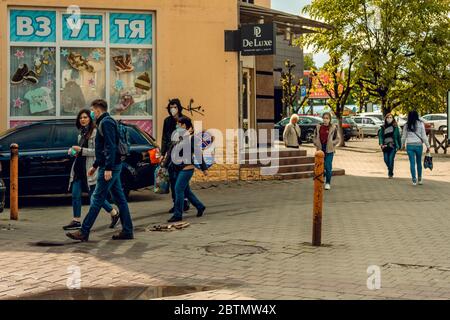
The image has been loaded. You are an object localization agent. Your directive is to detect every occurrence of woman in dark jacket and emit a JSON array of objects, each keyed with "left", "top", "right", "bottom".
[
  {"left": 167, "top": 116, "right": 208, "bottom": 223},
  {"left": 378, "top": 113, "right": 402, "bottom": 179},
  {"left": 161, "top": 98, "right": 189, "bottom": 213}
]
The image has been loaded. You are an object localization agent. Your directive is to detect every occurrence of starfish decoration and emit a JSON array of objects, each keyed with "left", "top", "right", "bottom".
[
  {"left": 61, "top": 49, "right": 69, "bottom": 57},
  {"left": 88, "top": 78, "right": 95, "bottom": 86},
  {"left": 115, "top": 79, "right": 124, "bottom": 91},
  {"left": 14, "top": 98, "right": 24, "bottom": 109},
  {"left": 92, "top": 51, "right": 102, "bottom": 61},
  {"left": 46, "top": 79, "right": 53, "bottom": 88},
  {"left": 14, "top": 50, "right": 25, "bottom": 59}
]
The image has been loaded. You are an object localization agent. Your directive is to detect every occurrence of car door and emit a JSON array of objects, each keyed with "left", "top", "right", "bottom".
[
  {"left": 44, "top": 124, "right": 79, "bottom": 194},
  {"left": 363, "top": 118, "right": 378, "bottom": 136},
  {"left": 0, "top": 124, "right": 52, "bottom": 195}
]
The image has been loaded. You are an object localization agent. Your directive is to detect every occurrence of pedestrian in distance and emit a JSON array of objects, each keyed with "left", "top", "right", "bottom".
[
  {"left": 66, "top": 99, "right": 134, "bottom": 242},
  {"left": 378, "top": 113, "right": 402, "bottom": 179},
  {"left": 167, "top": 116, "right": 208, "bottom": 223},
  {"left": 313, "top": 112, "right": 340, "bottom": 191},
  {"left": 401, "top": 110, "right": 430, "bottom": 186},
  {"left": 160, "top": 98, "right": 190, "bottom": 214},
  {"left": 63, "top": 109, "right": 120, "bottom": 231},
  {"left": 283, "top": 114, "right": 302, "bottom": 149}
]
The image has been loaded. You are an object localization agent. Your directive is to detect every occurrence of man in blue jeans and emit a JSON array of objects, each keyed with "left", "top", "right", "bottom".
[{"left": 66, "top": 99, "right": 134, "bottom": 242}]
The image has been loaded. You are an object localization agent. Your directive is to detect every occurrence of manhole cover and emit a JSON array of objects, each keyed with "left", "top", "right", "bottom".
[{"left": 205, "top": 244, "right": 266, "bottom": 256}]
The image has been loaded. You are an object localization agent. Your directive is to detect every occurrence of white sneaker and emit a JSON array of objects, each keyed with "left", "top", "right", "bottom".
[
  {"left": 325, "top": 184, "right": 331, "bottom": 190},
  {"left": 418, "top": 179, "right": 423, "bottom": 185},
  {"left": 413, "top": 181, "right": 417, "bottom": 186}
]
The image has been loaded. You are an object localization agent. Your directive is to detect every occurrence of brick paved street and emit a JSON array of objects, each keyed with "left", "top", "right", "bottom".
[{"left": 1, "top": 137, "right": 450, "bottom": 300}]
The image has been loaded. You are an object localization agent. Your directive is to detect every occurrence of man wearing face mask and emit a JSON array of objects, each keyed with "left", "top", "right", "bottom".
[{"left": 160, "top": 99, "right": 190, "bottom": 213}]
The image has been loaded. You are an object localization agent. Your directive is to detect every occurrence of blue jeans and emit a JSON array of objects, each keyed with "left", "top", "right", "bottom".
[
  {"left": 81, "top": 164, "right": 133, "bottom": 236},
  {"left": 71, "top": 179, "right": 114, "bottom": 218},
  {"left": 406, "top": 145, "right": 423, "bottom": 183},
  {"left": 173, "top": 169, "right": 205, "bottom": 219},
  {"left": 169, "top": 165, "right": 189, "bottom": 205},
  {"left": 383, "top": 148, "right": 397, "bottom": 177},
  {"left": 321, "top": 145, "right": 334, "bottom": 184}
]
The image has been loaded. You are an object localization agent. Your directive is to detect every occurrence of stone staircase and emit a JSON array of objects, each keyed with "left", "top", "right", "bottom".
[{"left": 240, "top": 148, "right": 345, "bottom": 180}]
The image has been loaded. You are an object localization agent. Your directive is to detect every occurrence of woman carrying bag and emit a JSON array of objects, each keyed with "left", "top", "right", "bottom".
[
  {"left": 283, "top": 114, "right": 302, "bottom": 148},
  {"left": 378, "top": 113, "right": 402, "bottom": 179}
]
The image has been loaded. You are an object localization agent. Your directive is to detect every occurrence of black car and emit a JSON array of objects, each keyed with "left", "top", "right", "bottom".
[
  {"left": 275, "top": 116, "right": 323, "bottom": 143},
  {"left": 0, "top": 120, "right": 160, "bottom": 200}
]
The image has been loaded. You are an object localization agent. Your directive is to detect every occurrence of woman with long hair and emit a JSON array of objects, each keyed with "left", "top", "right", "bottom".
[
  {"left": 401, "top": 110, "right": 430, "bottom": 185},
  {"left": 378, "top": 113, "right": 402, "bottom": 179},
  {"left": 63, "top": 109, "right": 119, "bottom": 230},
  {"left": 313, "top": 112, "right": 340, "bottom": 190}
]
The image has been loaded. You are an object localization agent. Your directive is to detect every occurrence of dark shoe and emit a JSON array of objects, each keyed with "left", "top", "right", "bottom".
[
  {"left": 168, "top": 207, "right": 175, "bottom": 214},
  {"left": 184, "top": 200, "right": 190, "bottom": 212},
  {"left": 24, "top": 69, "right": 39, "bottom": 84},
  {"left": 197, "top": 207, "right": 206, "bottom": 218},
  {"left": 112, "top": 232, "right": 134, "bottom": 240},
  {"left": 63, "top": 220, "right": 81, "bottom": 231},
  {"left": 168, "top": 216, "right": 182, "bottom": 223},
  {"left": 66, "top": 230, "right": 89, "bottom": 242},
  {"left": 11, "top": 64, "right": 29, "bottom": 84},
  {"left": 109, "top": 211, "right": 120, "bottom": 229}
]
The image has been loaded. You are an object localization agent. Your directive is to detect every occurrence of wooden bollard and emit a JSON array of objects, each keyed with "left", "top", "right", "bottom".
[
  {"left": 312, "top": 150, "right": 325, "bottom": 246},
  {"left": 10, "top": 143, "right": 19, "bottom": 220}
]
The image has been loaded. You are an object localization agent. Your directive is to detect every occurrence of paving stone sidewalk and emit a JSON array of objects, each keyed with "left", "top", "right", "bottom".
[{"left": 1, "top": 138, "right": 450, "bottom": 300}]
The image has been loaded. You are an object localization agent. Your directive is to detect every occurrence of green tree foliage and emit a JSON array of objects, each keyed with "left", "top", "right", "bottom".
[{"left": 304, "top": 53, "right": 317, "bottom": 71}]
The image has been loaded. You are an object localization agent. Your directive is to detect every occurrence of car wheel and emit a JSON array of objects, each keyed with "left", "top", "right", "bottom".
[{"left": 305, "top": 130, "right": 314, "bottom": 143}]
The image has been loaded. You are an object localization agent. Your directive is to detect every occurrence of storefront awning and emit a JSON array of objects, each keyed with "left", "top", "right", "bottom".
[{"left": 240, "top": 3, "right": 332, "bottom": 35}]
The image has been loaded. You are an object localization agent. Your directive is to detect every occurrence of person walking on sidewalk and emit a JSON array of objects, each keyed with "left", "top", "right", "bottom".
[
  {"left": 63, "top": 109, "right": 120, "bottom": 231},
  {"left": 66, "top": 99, "right": 134, "bottom": 241},
  {"left": 313, "top": 112, "right": 340, "bottom": 191},
  {"left": 283, "top": 114, "right": 302, "bottom": 149},
  {"left": 160, "top": 98, "right": 190, "bottom": 214},
  {"left": 167, "top": 116, "right": 208, "bottom": 223},
  {"left": 378, "top": 113, "right": 402, "bottom": 179},
  {"left": 401, "top": 110, "right": 430, "bottom": 186}
]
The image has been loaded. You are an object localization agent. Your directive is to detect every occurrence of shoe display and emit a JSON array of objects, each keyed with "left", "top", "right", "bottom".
[
  {"left": 34, "top": 57, "right": 43, "bottom": 77},
  {"left": 24, "top": 69, "right": 39, "bottom": 85},
  {"left": 113, "top": 55, "right": 134, "bottom": 73},
  {"left": 11, "top": 64, "right": 29, "bottom": 84},
  {"left": 67, "top": 52, "right": 94, "bottom": 73},
  {"left": 134, "top": 72, "right": 151, "bottom": 91},
  {"left": 124, "top": 54, "right": 134, "bottom": 72},
  {"left": 62, "top": 220, "right": 81, "bottom": 231}
]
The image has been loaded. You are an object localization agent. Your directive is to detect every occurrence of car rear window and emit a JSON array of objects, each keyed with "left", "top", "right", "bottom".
[{"left": 127, "top": 127, "right": 151, "bottom": 145}]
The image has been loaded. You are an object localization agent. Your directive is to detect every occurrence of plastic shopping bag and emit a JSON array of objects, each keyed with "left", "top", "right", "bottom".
[
  {"left": 154, "top": 166, "right": 170, "bottom": 194},
  {"left": 424, "top": 153, "right": 433, "bottom": 171}
]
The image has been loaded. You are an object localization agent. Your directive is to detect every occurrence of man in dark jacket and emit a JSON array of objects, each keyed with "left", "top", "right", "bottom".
[
  {"left": 66, "top": 99, "right": 134, "bottom": 242},
  {"left": 161, "top": 98, "right": 189, "bottom": 213}
]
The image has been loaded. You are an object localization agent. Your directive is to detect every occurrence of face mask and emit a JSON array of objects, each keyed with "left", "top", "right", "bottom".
[
  {"left": 386, "top": 118, "right": 393, "bottom": 124},
  {"left": 90, "top": 111, "right": 96, "bottom": 121},
  {"left": 170, "top": 108, "right": 178, "bottom": 117}
]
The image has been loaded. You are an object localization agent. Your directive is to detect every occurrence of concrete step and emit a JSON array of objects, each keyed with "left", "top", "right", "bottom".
[
  {"left": 242, "top": 149, "right": 307, "bottom": 160},
  {"left": 261, "top": 163, "right": 316, "bottom": 175},
  {"left": 274, "top": 168, "right": 346, "bottom": 180},
  {"left": 240, "top": 156, "right": 315, "bottom": 168}
]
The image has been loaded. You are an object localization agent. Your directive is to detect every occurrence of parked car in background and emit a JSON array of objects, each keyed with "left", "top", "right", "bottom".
[
  {"left": 397, "top": 116, "right": 434, "bottom": 135},
  {"left": 352, "top": 116, "right": 383, "bottom": 137},
  {"left": 0, "top": 176, "right": 4, "bottom": 213},
  {"left": 422, "top": 114, "right": 447, "bottom": 131},
  {"left": 358, "top": 112, "right": 384, "bottom": 122},
  {"left": 332, "top": 117, "right": 359, "bottom": 141},
  {"left": 275, "top": 116, "right": 323, "bottom": 143},
  {"left": 0, "top": 120, "right": 160, "bottom": 200}
]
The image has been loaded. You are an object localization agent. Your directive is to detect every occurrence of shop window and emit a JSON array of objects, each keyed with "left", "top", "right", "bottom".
[
  {"left": 109, "top": 48, "right": 152, "bottom": 117},
  {"left": 60, "top": 48, "right": 106, "bottom": 115},
  {"left": 9, "top": 47, "right": 57, "bottom": 117}
]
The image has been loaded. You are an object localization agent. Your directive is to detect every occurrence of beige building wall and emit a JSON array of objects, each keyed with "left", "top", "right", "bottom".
[
  {"left": 0, "top": 0, "right": 239, "bottom": 141},
  {"left": 255, "top": 0, "right": 271, "bottom": 8}
]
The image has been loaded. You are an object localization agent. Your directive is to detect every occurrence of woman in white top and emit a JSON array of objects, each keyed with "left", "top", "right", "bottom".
[
  {"left": 283, "top": 114, "right": 302, "bottom": 149},
  {"left": 401, "top": 110, "right": 430, "bottom": 186}
]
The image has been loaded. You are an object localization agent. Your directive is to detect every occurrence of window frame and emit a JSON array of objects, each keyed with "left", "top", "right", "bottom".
[{"left": 7, "top": 8, "right": 156, "bottom": 131}]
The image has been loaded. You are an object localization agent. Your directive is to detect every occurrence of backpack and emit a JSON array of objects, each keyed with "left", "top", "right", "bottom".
[{"left": 98, "top": 117, "right": 131, "bottom": 161}]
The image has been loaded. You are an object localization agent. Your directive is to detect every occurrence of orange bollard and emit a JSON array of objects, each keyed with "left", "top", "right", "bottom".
[
  {"left": 10, "top": 143, "right": 19, "bottom": 220},
  {"left": 312, "top": 150, "right": 324, "bottom": 246}
]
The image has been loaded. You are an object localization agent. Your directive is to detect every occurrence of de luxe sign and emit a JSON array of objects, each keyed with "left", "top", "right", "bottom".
[{"left": 241, "top": 23, "right": 276, "bottom": 56}]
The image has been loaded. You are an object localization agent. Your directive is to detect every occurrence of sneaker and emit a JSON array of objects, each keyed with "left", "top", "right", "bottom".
[
  {"left": 134, "top": 72, "right": 151, "bottom": 91},
  {"left": 168, "top": 207, "right": 175, "bottom": 214},
  {"left": 62, "top": 220, "right": 81, "bottom": 231},
  {"left": 24, "top": 69, "right": 39, "bottom": 84},
  {"left": 11, "top": 64, "right": 29, "bottom": 84},
  {"left": 197, "top": 207, "right": 206, "bottom": 218},
  {"left": 66, "top": 230, "right": 89, "bottom": 242},
  {"left": 112, "top": 55, "right": 128, "bottom": 73},
  {"left": 413, "top": 181, "right": 417, "bottom": 186},
  {"left": 418, "top": 179, "right": 423, "bottom": 185},
  {"left": 109, "top": 210, "right": 120, "bottom": 229},
  {"left": 324, "top": 184, "right": 331, "bottom": 190},
  {"left": 168, "top": 216, "right": 183, "bottom": 223},
  {"left": 112, "top": 232, "right": 134, "bottom": 240}
]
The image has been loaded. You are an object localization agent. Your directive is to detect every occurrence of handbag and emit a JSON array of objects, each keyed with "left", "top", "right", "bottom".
[
  {"left": 424, "top": 153, "right": 433, "bottom": 171},
  {"left": 154, "top": 166, "right": 170, "bottom": 194}
]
